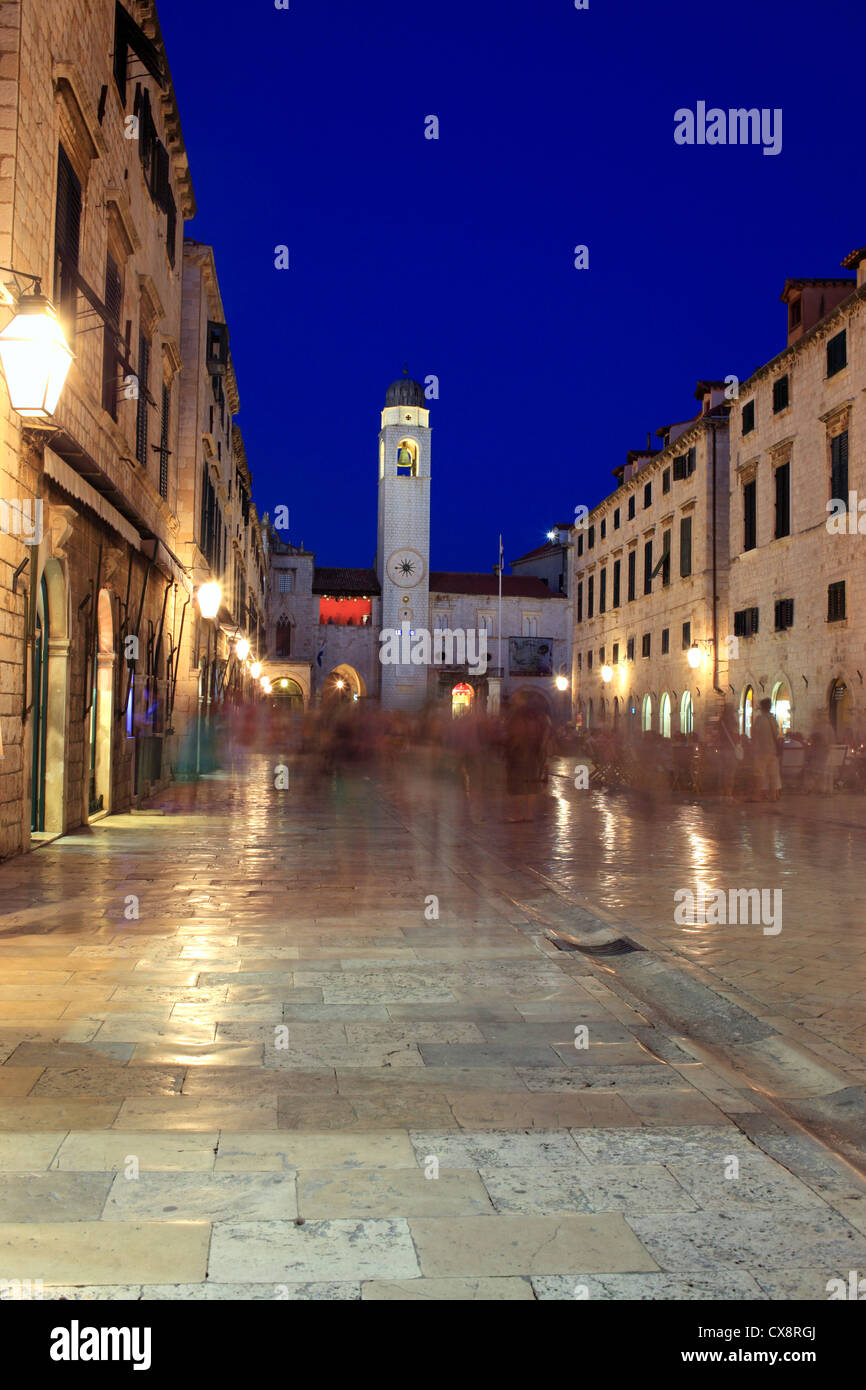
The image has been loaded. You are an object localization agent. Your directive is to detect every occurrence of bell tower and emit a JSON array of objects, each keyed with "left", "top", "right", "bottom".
[{"left": 376, "top": 370, "right": 431, "bottom": 710}]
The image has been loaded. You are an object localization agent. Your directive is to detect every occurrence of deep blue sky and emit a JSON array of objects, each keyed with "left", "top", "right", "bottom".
[{"left": 159, "top": 0, "right": 865, "bottom": 572}]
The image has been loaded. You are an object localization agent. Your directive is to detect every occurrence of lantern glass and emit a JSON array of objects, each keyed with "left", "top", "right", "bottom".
[
  {"left": 235, "top": 637, "right": 251, "bottom": 662},
  {"left": 250, "top": 661, "right": 262, "bottom": 679},
  {"left": 601, "top": 664, "right": 613, "bottom": 683},
  {"left": 687, "top": 644, "right": 701, "bottom": 669},
  {"left": 197, "top": 582, "right": 222, "bottom": 620},
  {"left": 0, "top": 295, "right": 73, "bottom": 418}
]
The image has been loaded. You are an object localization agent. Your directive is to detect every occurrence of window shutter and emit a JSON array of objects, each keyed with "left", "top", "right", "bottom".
[
  {"left": 680, "top": 515, "right": 692, "bottom": 576},
  {"left": 774, "top": 462, "right": 790, "bottom": 539},
  {"left": 158, "top": 383, "right": 170, "bottom": 500},
  {"left": 136, "top": 335, "right": 150, "bottom": 465}
]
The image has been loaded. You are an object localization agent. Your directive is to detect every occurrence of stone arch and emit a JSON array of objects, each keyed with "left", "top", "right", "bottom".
[
  {"left": 322, "top": 663, "right": 366, "bottom": 705},
  {"left": 90, "top": 588, "right": 115, "bottom": 817},
  {"left": 396, "top": 437, "right": 419, "bottom": 476},
  {"left": 35, "top": 557, "right": 70, "bottom": 834},
  {"left": 770, "top": 671, "right": 794, "bottom": 736},
  {"left": 827, "top": 673, "right": 853, "bottom": 738}
]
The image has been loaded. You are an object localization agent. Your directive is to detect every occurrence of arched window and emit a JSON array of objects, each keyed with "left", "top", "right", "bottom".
[
  {"left": 642, "top": 694, "right": 653, "bottom": 732},
  {"left": 680, "top": 690, "right": 694, "bottom": 735},
  {"left": 276, "top": 616, "right": 291, "bottom": 657},
  {"left": 771, "top": 681, "right": 792, "bottom": 735},
  {"left": 660, "top": 692, "right": 671, "bottom": 739},
  {"left": 396, "top": 439, "right": 418, "bottom": 476},
  {"left": 740, "top": 684, "right": 754, "bottom": 737}
]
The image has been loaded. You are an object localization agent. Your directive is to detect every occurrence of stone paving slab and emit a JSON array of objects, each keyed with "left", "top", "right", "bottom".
[
  {"left": 208, "top": 1218, "right": 420, "bottom": 1282},
  {"left": 0, "top": 1221, "right": 210, "bottom": 1284},
  {"left": 409, "top": 1214, "right": 659, "bottom": 1277}
]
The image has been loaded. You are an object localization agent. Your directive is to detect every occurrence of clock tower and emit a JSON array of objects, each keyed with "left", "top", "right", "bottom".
[{"left": 376, "top": 371, "right": 432, "bottom": 710}]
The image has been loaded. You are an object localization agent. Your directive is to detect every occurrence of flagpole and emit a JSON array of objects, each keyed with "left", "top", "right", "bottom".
[{"left": 498, "top": 534, "right": 503, "bottom": 679}]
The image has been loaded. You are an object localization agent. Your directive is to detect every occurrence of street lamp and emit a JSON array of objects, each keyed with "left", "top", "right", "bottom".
[
  {"left": 250, "top": 661, "right": 262, "bottom": 680},
  {"left": 601, "top": 664, "right": 613, "bottom": 683},
  {"left": 235, "top": 637, "right": 250, "bottom": 662},
  {"left": 687, "top": 643, "right": 702, "bottom": 670},
  {"left": 0, "top": 278, "right": 73, "bottom": 419},
  {"left": 555, "top": 675, "right": 569, "bottom": 692}
]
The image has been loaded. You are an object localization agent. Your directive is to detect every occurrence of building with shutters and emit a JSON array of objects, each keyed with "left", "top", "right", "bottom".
[
  {"left": 726, "top": 249, "right": 866, "bottom": 744},
  {"left": 262, "top": 373, "right": 571, "bottom": 717},
  {"left": 0, "top": 1, "right": 264, "bottom": 860},
  {"left": 571, "top": 383, "right": 731, "bottom": 739}
]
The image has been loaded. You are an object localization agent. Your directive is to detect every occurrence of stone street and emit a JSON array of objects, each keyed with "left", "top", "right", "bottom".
[{"left": 0, "top": 755, "right": 864, "bottom": 1301}]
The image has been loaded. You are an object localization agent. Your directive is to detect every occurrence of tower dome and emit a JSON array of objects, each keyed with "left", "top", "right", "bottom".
[{"left": 385, "top": 372, "right": 426, "bottom": 408}]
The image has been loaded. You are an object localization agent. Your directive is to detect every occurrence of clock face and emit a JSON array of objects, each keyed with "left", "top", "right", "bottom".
[{"left": 387, "top": 548, "right": 425, "bottom": 589}]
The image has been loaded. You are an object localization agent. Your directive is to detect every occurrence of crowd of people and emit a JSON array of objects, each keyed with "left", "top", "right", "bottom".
[
  {"left": 576, "top": 698, "right": 861, "bottom": 800},
  {"left": 196, "top": 692, "right": 861, "bottom": 813},
  {"left": 214, "top": 696, "right": 557, "bottom": 822}
]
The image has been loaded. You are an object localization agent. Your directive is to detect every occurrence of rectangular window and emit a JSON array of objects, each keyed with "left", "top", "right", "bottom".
[
  {"left": 643, "top": 539, "right": 653, "bottom": 595},
  {"left": 587, "top": 650, "right": 593, "bottom": 670},
  {"left": 600, "top": 517, "right": 606, "bottom": 540},
  {"left": 588, "top": 524, "right": 595, "bottom": 550},
  {"left": 577, "top": 533, "right": 584, "bottom": 557},
  {"left": 680, "top": 514, "right": 692, "bottom": 577},
  {"left": 742, "top": 400, "right": 755, "bottom": 435},
  {"left": 661, "top": 627, "right": 670, "bottom": 655},
  {"left": 576, "top": 580, "right": 583, "bottom": 624},
  {"left": 774, "top": 462, "right": 790, "bottom": 539},
  {"left": 599, "top": 647, "right": 605, "bottom": 667},
  {"left": 827, "top": 330, "right": 847, "bottom": 377},
  {"left": 612, "top": 642, "right": 619, "bottom": 664},
  {"left": 831, "top": 431, "right": 849, "bottom": 506},
  {"left": 682, "top": 620, "right": 691, "bottom": 649},
  {"left": 662, "top": 467, "right": 670, "bottom": 494},
  {"left": 158, "top": 382, "right": 170, "bottom": 500},
  {"left": 687, "top": 446, "right": 696, "bottom": 475},
  {"left": 102, "top": 253, "right": 123, "bottom": 420},
  {"left": 673, "top": 454, "right": 687, "bottom": 481},
  {"left": 828, "top": 581, "right": 846, "bottom": 622},
  {"left": 278, "top": 572, "right": 294, "bottom": 594},
  {"left": 587, "top": 574, "right": 594, "bottom": 619},
  {"left": 644, "top": 481, "right": 652, "bottom": 509},
  {"left": 733, "top": 607, "right": 760, "bottom": 637},
  {"left": 613, "top": 507, "right": 620, "bottom": 530},
  {"left": 773, "top": 374, "right": 789, "bottom": 413},
  {"left": 774, "top": 598, "right": 794, "bottom": 631},
  {"left": 626, "top": 636, "right": 635, "bottom": 662},
  {"left": 641, "top": 632, "right": 651, "bottom": 658},
  {"left": 599, "top": 567, "right": 607, "bottom": 614},
  {"left": 627, "top": 549, "right": 636, "bottom": 602},
  {"left": 743, "top": 479, "right": 757, "bottom": 551},
  {"left": 135, "top": 333, "right": 150, "bottom": 465},
  {"left": 628, "top": 494, "right": 635, "bottom": 520},
  {"left": 577, "top": 652, "right": 582, "bottom": 671},
  {"left": 54, "top": 144, "right": 82, "bottom": 337},
  {"left": 612, "top": 558, "right": 621, "bottom": 608}
]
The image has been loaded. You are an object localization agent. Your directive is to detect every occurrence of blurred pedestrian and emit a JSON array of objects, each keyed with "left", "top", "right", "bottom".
[
  {"left": 503, "top": 702, "right": 551, "bottom": 822},
  {"left": 751, "top": 697, "right": 781, "bottom": 801}
]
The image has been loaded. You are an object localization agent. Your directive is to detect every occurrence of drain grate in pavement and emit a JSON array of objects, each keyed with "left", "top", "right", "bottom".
[{"left": 546, "top": 930, "right": 645, "bottom": 957}]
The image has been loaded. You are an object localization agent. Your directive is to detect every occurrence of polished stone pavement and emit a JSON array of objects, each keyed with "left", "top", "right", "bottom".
[{"left": 0, "top": 754, "right": 864, "bottom": 1300}]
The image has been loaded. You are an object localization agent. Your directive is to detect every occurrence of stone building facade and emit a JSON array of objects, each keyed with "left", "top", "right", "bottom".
[
  {"left": 572, "top": 384, "right": 731, "bottom": 739},
  {"left": 174, "top": 240, "right": 267, "bottom": 763},
  {"left": 0, "top": 1, "right": 263, "bottom": 860},
  {"left": 726, "top": 250, "right": 865, "bottom": 743}
]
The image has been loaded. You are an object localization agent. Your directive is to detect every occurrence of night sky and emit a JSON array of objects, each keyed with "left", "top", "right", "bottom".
[{"left": 159, "top": 0, "right": 865, "bottom": 573}]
